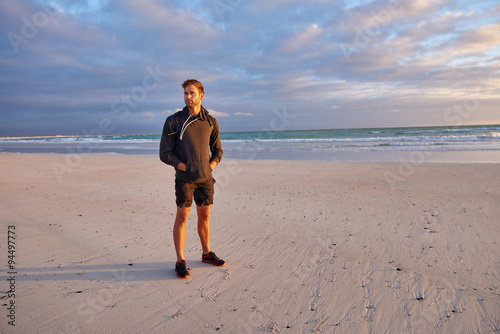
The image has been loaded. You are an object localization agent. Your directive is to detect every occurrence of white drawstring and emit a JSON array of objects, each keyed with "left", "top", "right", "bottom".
[{"left": 180, "top": 115, "right": 198, "bottom": 140}]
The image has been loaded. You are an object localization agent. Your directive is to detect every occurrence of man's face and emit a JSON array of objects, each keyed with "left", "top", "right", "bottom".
[{"left": 184, "top": 85, "right": 204, "bottom": 108}]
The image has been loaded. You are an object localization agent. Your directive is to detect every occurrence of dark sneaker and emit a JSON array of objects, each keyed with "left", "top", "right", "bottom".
[
  {"left": 175, "top": 260, "right": 189, "bottom": 279},
  {"left": 202, "top": 251, "right": 226, "bottom": 266}
]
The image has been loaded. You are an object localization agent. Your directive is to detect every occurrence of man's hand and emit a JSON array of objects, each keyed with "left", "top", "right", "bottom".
[
  {"left": 210, "top": 161, "right": 217, "bottom": 171},
  {"left": 177, "top": 162, "right": 187, "bottom": 171}
]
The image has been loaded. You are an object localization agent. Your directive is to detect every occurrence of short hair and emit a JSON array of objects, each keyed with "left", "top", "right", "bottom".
[{"left": 182, "top": 79, "right": 204, "bottom": 95}]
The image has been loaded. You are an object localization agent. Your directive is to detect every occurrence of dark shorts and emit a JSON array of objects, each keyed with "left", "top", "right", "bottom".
[{"left": 175, "top": 178, "right": 215, "bottom": 207}]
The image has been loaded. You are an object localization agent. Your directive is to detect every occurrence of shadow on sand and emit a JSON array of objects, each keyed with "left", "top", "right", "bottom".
[{"left": 0, "top": 261, "right": 215, "bottom": 282}]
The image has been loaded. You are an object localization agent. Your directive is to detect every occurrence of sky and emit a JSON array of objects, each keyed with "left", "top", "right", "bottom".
[{"left": 0, "top": 0, "right": 499, "bottom": 136}]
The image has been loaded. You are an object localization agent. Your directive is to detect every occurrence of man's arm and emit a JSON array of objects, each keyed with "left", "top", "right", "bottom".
[
  {"left": 209, "top": 118, "right": 223, "bottom": 169},
  {"left": 159, "top": 117, "right": 183, "bottom": 168}
]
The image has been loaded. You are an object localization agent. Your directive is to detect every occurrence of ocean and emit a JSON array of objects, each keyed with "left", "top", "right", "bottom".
[{"left": 1, "top": 125, "right": 500, "bottom": 163}]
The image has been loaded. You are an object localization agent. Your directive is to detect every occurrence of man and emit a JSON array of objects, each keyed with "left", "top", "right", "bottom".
[{"left": 160, "top": 79, "right": 225, "bottom": 279}]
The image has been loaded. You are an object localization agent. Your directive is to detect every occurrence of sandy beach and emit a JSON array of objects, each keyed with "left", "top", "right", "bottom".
[{"left": 1, "top": 153, "right": 499, "bottom": 333}]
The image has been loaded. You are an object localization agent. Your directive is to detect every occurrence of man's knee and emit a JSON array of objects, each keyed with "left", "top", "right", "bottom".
[
  {"left": 197, "top": 205, "right": 210, "bottom": 221},
  {"left": 198, "top": 212, "right": 210, "bottom": 222},
  {"left": 175, "top": 207, "right": 190, "bottom": 224}
]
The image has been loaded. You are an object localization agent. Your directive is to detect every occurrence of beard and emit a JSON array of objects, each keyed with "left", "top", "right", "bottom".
[{"left": 185, "top": 100, "right": 201, "bottom": 108}]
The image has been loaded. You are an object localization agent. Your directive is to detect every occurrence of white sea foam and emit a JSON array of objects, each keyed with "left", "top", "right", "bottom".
[{"left": 1, "top": 125, "right": 499, "bottom": 156}]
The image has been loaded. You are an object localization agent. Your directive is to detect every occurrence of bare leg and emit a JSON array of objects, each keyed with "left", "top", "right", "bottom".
[
  {"left": 197, "top": 205, "right": 211, "bottom": 255},
  {"left": 173, "top": 206, "right": 190, "bottom": 262}
]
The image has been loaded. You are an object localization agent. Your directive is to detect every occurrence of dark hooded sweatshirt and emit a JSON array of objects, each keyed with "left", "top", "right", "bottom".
[{"left": 159, "top": 106, "right": 223, "bottom": 183}]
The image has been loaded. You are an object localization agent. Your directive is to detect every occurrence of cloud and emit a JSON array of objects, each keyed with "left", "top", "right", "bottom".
[
  {"left": 0, "top": 0, "right": 499, "bottom": 136},
  {"left": 456, "top": 23, "right": 500, "bottom": 53},
  {"left": 207, "top": 109, "right": 230, "bottom": 118},
  {"left": 280, "top": 24, "right": 322, "bottom": 53},
  {"left": 143, "top": 112, "right": 156, "bottom": 118}
]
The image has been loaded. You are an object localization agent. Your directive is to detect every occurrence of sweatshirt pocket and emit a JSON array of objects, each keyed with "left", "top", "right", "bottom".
[{"left": 185, "top": 160, "right": 212, "bottom": 180}]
